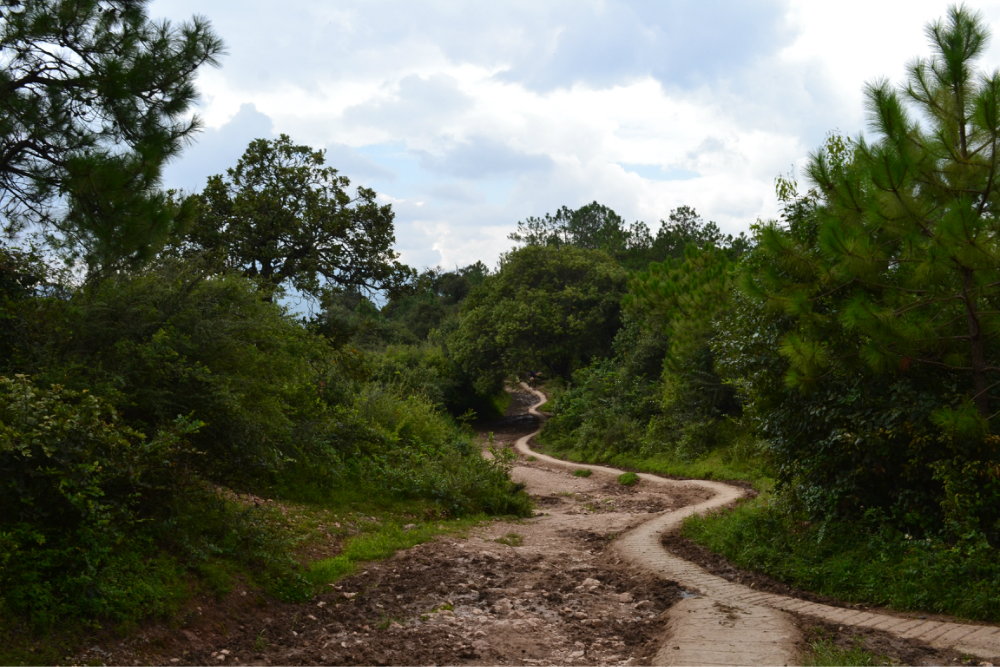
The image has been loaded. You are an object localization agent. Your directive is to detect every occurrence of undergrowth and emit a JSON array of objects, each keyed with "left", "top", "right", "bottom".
[
  {"left": 804, "top": 639, "right": 887, "bottom": 666},
  {"left": 534, "top": 440, "right": 771, "bottom": 491},
  {"left": 682, "top": 497, "right": 1000, "bottom": 622}
]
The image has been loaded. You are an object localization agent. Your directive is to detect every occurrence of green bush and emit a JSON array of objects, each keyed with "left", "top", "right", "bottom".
[
  {"left": 618, "top": 472, "right": 639, "bottom": 487},
  {"left": 573, "top": 469, "right": 592, "bottom": 478},
  {"left": 0, "top": 375, "right": 200, "bottom": 627},
  {"left": 450, "top": 244, "right": 627, "bottom": 393},
  {"left": 683, "top": 498, "right": 1000, "bottom": 621},
  {"left": 25, "top": 260, "right": 336, "bottom": 489},
  {"left": 0, "top": 375, "right": 200, "bottom": 535},
  {"left": 349, "top": 385, "right": 531, "bottom": 517},
  {"left": 368, "top": 343, "right": 501, "bottom": 419}
]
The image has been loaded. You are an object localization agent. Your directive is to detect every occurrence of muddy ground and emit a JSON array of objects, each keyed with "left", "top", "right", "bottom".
[
  {"left": 66, "top": 390, "right": 973, "bottom": 666},
  {"left": 72, "top": 390, "right": 697, "bottom": 666}
]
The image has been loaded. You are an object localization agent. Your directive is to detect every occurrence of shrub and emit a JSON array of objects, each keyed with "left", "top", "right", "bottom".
[
  {"left": 0, "top": 375, "right": 200, "bottom": 626},
  {"left": 0, "top": 375, "right": 200, "bottom": 535},
  {"left": 573, "top": 469, "right": 592, "bottom": 478},
  {"left": 683, "top": 499, "right": 1000, "bottom": 621},
  {"left": 450, "top": 244, "right": 626, "bottom": 392},
  {"left": 32, "top": 260, "right": 334, "bottom": 489},
  {"left": 618, "top": 472, "right": 639, "bottom": 487}
]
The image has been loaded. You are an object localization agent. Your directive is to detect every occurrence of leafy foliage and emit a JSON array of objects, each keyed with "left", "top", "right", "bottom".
[
  {"left": 684, "top": 497, "right": 1000, "bottom": 621},
  {"left": 0, "top": 375, "right": 199, "bottom": 533},
  {"left": 539, "top": 232, "right": 747, "bottom": 471},
  {"left": 379, "top": 262, "right": 490, "bottom": 344},
  {"left": 181, "top": 135, "right": 410, "bottom": 298},
  {"left": 510, "top": 202, "right": 749, "bottom": 271},
  {"left": 0, "top": 258, "right": 531, "bottom": 629},
  {"left": 450, "top": 244, "right": 626, "bottom": 392},
  {"left": 751, "top": 6, "right": 1000, "bottom": 422},
  {"left": 0, "top": 0, "right": 224, "bottom": 272}
]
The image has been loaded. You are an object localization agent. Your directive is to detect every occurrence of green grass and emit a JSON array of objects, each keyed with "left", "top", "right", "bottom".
[
  {"left": 682, "top": 496, "right": 1000, "bottom": 622},
  {"left": 617, "top": 472, "right": 639, "bottom": 486},
  {"left": 572, "top": 468, "right": 592, "bottom": 477},
  {"left": 305, "top": 516, "right": 481, "bottom": 589},
  {"left": 494, "top": 532, "right": 523, "bottom": 547},
  {"left": 805, "top": 639, "right": 887, "bottom": 666},
  {"left": 534, "top": 443, "right": 772, "bottom": 491}
]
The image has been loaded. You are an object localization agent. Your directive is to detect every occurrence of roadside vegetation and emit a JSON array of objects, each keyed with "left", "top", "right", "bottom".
[
  {"left": 5, "top": 0, "right": 1000, "bottom": 659},
  {"left": 456, "top": 4, "right": 1000, "bottom": 624},
  {"left": 0, "top": 1, "right": 528, "bottom": 659}
]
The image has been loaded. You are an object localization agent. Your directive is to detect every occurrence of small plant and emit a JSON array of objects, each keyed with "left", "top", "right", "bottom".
[
  {"left": 376, "top": 615, "right": 402, "bottom": 631},
  {"left": 573, "top": 469, "right": 592, "bottom": 478},
  {"left": 253, "top": 630, "right": 268, "bottom": 652},
  {"left": 618, "top": 472, "right": 640, "bottom": 487},
  {"left": 805, "top": 638, "right": 885, "bottom": 666},
  {"left": 526, "top": 455, "right": 537, "bottom": 462},
  {"left": 494, "top": 532, "right": 523, "bottom": 547}
]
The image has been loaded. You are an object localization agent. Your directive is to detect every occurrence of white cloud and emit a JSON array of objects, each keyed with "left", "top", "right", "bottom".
[{"left": 153, "top": 0, "right": 1000, "bottom": 269}]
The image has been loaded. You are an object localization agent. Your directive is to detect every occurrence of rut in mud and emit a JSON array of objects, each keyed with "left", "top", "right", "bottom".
[
  {"left": 84, "top": 387, "right": 703, "bottom": 666},
  {"left": 72, "top": 387, "right": 990, "bottom": 666}
]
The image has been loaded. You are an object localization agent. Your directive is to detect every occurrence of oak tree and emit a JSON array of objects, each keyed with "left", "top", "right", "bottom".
[{"left": 186, "top": 135, "right": 407, "bottom": 299}]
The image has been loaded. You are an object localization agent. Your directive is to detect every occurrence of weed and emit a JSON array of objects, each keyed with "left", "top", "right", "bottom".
[
  {"left": 306, "top": 516, "right": 483, "bottom": 590},
  {"left": 617, "top": 472, "right": 640, "bottom": 487},
  {"left": 376, "top": 615, "right": 404, "bottom": 631},
  {"left": 805, "top": 638, "right": 886, "bottom": 666},
  {"left": 573, "top": 469, "right": 593, "bottom": 478},
  {"left": 526, "top": 455, "right": 538, "bottom": 462},
  {"left": 494, "top": 532, "right": 523, "bottom": 547},
  {"left": 683, "top": 497, "right": 1000, "bottom": 621},
  {"left": 253, "top": 630, "right": 268, "bottom": 652}
]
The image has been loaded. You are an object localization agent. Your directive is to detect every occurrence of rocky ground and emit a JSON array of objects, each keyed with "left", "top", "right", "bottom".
[{"left": 66, "top": 389, "right": 976, "bottom": 666}]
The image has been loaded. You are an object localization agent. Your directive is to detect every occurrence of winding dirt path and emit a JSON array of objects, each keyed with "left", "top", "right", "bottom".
[
  {"left": 516, "top": 384, "right": 1000, "bottom": 665},
  {"left": 82, "top": 385, "right": 1000, "bottom": 666}
]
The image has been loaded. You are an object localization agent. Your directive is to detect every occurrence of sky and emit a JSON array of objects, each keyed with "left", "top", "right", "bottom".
[{"left": 151, "top": 0, "right": 1000, "bottom": 271}]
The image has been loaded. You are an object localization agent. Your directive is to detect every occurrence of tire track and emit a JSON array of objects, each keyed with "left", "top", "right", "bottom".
[{"left": 515, "top": 384, "right": 1000, "bottom": 664}]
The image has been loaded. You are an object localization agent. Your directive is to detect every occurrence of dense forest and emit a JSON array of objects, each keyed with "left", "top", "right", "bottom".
[{"left": 4, "top": 0, "right": 1000, "bottom": 659}]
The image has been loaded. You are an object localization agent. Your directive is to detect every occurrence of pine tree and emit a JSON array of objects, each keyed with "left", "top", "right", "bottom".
[
  {"left": 753, "top": 5, "right": 1000, "bottom": 427},
  {"left": 0, "top": 0, "right": 224, "bottom": 271}
]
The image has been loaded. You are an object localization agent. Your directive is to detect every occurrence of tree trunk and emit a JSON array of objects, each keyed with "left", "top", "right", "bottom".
[{"left": 963, "top": 268, "right": 991, "bottom": 417}]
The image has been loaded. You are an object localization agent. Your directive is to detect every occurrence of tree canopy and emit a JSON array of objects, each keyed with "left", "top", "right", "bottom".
[
  {"left": 751, "top": 6, "right": 1000, "bottom": 427},
  {"left": 509, "top": 201, "right": 748, "bottom": 270},
  {"left": 183, "top": 134, "right": 408, "bottom": 299},
  {"left": 0, "top": 0, "right": 224, "bottom": 271},
  {"left": 450, "top": 244, "right": 626, "bottom": 393}
]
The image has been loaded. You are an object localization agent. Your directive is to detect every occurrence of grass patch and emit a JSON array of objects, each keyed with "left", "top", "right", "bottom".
[
  {"left": 494, "top": 532, "right": 523, "bottom": 547},
  {"left": 617, "top": 472, "right": 639, "bottom": 487},
  {"left": 302, "top": 503, "right": 486, "bottom": 590},
  {"left": 573, "top": 468, "right": 593, "bottom": 478},
  {"left": 526, "top": 455, "right": 537, "bottom": 462},
  {"left": 535, "top": 442, "right": 772, "bottom": 491},
  {"left": 682, "top": 496, "right": 1000, "bottom": 622},
  {"left": 804, "top": 639, "right": 887, "bottom": 666}
]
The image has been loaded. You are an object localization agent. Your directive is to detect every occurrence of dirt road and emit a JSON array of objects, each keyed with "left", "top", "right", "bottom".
[
  {"left": 512, "top": 385, "right": 1000, "bottom": 666},
  {"left": 82, "top": 386, "right": 996, "bottom": 666}
]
